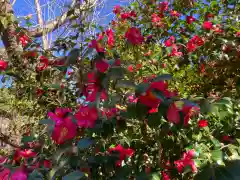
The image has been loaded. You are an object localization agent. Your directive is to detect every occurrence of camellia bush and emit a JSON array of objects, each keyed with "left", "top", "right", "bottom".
[{"left": 0, "top": 0, "right": 240, "bottom": 179}]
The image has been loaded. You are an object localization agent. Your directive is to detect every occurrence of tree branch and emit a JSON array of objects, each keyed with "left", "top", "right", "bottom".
[
  {"left": 30, "top": 0, "right": 97, "bottom": 38},
  {"left": 34, "top": 0, "right": 48, "bottom": 49}
]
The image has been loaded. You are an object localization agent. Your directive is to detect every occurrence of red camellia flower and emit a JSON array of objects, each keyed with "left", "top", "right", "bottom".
[
  {"left": 170, "top": 10, "right": 180, "bottom": 18},
  {"left": 19, "top": 34, "right": 31, "bottom": 47},
  {"left": 0, "top": 60, "right": 8, "bottom": 71},
  {"left": 174, "top": 149, "right": 197, "bottom": 173},
  {"left": 203, "top": 21, "right": 213, "bottom": 30},
  {"left": 186, "top": 15, "right": 196, "bottom": 24},
  {"left": 139, "top": 81, "right": 175, "bottom": 108},
  {"left": 108, "top": 144, "right": 134, "bottom": 167},
  {"left": 120, "top": 12, "right": 131, "bottom": 19},
  {"left": 36, "top": 56, "right": 49, "bottom": 72},
  {"left": 170, "top": 44, "right": 183, "bottom": 57},
  {"left": 89, "top": 40, "right": 105, "bottom": 53},
  {"left": 165, "top": 36, "right": 175, "bottom": 47},
  {"left": 198, "top": 119, "right": 208, "bottom": 128},
  {"left": 113, "top": 5, "right": 121, "bottom": 14},
  {"left": 159, "top": 1, "right": 168, "bottom": 12},
  {"left": 96, "top": 59, "right": 110, "bottom": 73},
  {"left": 106, "top": 28, "right": 115, "bottom": 48},
  {"left": 167, "top": 101, "right": 200, "bottom": 126},
  {"left": 97, "top": 32, "right": 105, "bottom": 41},
  {"left": 48, "top": 108, "right": 77, "bottom": 144},
  {"left": 186, "top": 35, "right": 204, "bottom": 52},
  {"left": 125, "top": 27, "right": 144, "bottom": 45},
  {"left": 75, "top": 106, "right": 98, "bottom": 128},
  {"left": 128, "top": 65, "right": 134, "bottom": 72},
  {"left": 19, "top": 149, "right": 37, "bottom": 159},
  {"left": 43, "top": 159, "right": 52, "bottom": 168}
]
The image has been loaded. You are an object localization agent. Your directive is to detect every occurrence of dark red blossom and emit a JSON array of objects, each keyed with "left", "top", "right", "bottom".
[
  {"left": 96, "top": 59, "right": 110, "bottom": 73},
  {"left": 125, "top": 27, "right": 144, "bottom": 45},
  {"left": 159, "top": 1, "right": 168, "bottom": 12},
  {"left": 186, "top": 16, "right": 196, "bottom": 24}
]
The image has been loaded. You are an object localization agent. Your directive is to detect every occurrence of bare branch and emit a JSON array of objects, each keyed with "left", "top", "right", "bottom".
[
  {"left": 30, "top": 0, "right": 97, "bottom": 38},
  {"left": 34, "top": 0, "right": 48, "bottom": 49},
  {"left": 11, "top": 0, "right": 17, "bottom": 6}
]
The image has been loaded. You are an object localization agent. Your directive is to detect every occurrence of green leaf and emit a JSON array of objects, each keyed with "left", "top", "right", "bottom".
[
  {"left": 28, "top": 170, "right": 44, "bottom": 180},
  {"left": 21, "top": 135, "right": 35, "bottom": 143},
  {"left": 153, "top": 74, "right": 172, "bottom": 82},
  {"left": 39, "top": 119, "right": 55, "bottom": 125},
  {"left": 67, "top": 48, "right": 80, "bottom": 65},
  {"left": 211, "top": 150, "right": 223, "bottom": 162},
  {"left": 77, "top": 138, "right": 93, "bottom": 150},
  {"left": 63, "top": 171, "right": 85, "bottom": 180},
  {"left": 135, "top": 83, "right": 150, "bottom": 94},
  {"left": 115, "top": 80, "right": 136, "bottom": 89}
]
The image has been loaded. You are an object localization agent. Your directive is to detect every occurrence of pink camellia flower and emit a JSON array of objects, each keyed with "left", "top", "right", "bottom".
[
  {"left": 161, "top": 171, "right": 171, "bottom": 180},
  {"left": 170, "top": 44, "right": 183, "bottom": 57},
  {"left": 152, "top": 13, "right": 161, "bottom": 23},
  {"left": 125, "top": 27, "right": 144, "bottom": 45},
  {"left": 128, "top": 95, "right": 138, "bottom": 103},
  {"left": 203, "top": 21, "right": 213, "bottom": 30},
  {"left": 86, "top": 86, "right": 108, "bottom": 102},
  {"left": 19, "top": 149, "right": 37, "bottom": 159},
  {"left": 186, "top": 15, "right": 196, "bottom": 24},
  {"left": 97, "top": 32, "right": 105, "bottom": 41},
  {"left": 174, "top": 149, "right": 197, "bottom": 173},
  {"left": 0, "top": 168, "right": 10, "bottom": 180},
  {"left": 128, "top": 65, "right": 134, "bottom": 72},
  {"left": 159, "top": 1, "right": 168, "bottom": 12},
  {"left": 96, "top": 59, "right": 110, "bottom": 73},
  {"left": 108, "top": 144, "right": 134, "bottom": 167},
  {"left": 198, "top": 119, "right": 208, "bottom": 128},
  {"left": 236, "top": 31, "right": 240, "bottom": 37},
  {"left": 106, "top": 28, "right": 114, "bottom": 48},
  {"left": 75, "top": 106, "right": 98, "bottom": 128},
  {"left": 170, "top": 10, "right": 180, "bottom": 18},
  {"left": 113, "top": 5, "right": 121, "bottom": 14},
  {"left": 0, "top": 60, "right": 8, "bottom": 71},
  {"left": 165, "top": 36, "right": 175, "bottom": 47},
  {"left": 48, "top": 108, "right": 77, "bottom": 144},
  {"left": 11, "top": 167, "right": 28, "bottom": 180}
]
